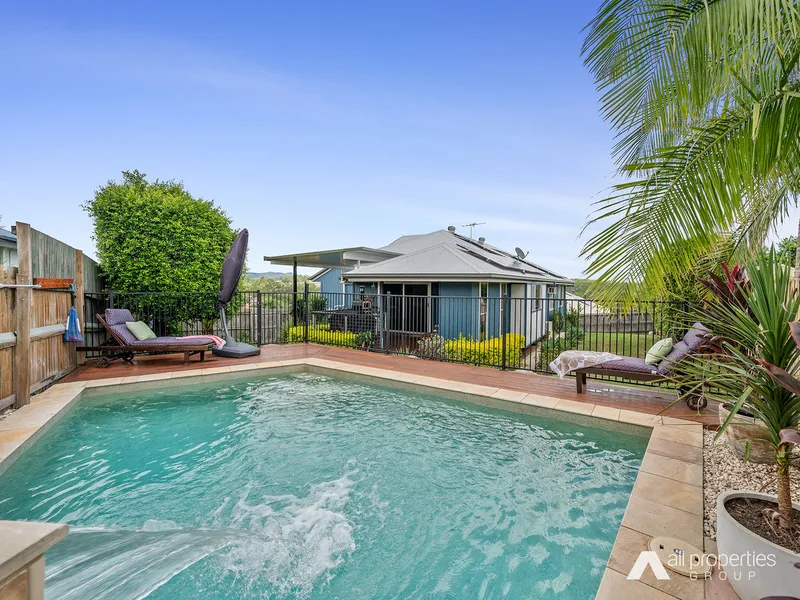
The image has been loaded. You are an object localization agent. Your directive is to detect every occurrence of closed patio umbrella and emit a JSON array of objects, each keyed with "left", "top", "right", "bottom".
[{"left": 212, "top": 229, "right": 260, "bottom": 358}]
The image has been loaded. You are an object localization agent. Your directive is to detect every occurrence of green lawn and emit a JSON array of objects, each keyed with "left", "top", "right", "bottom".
[{"left": 576, "top": 332, "right": 654, "bottom": 359}]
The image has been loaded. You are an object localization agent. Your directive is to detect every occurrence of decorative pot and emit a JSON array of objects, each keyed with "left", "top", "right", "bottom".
[
  {"left": 715, "top": 490, "right": 800, "bottom": 600},
  {"left": 718, "top": 403, "right": 773, "bottom": 464}
]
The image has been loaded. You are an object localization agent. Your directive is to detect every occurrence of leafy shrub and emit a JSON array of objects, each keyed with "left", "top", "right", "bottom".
[
  {"left": 542, "top": 308, "right": 585, "bottom": 370},
  {"left": 416, "top": 334, "right": 448, "bottom": 360},
  {"left": 563, "top": 323, "right": 585, "bottom": 346},
  {"left": 293, "top": 294, "right": 328, "bottom": 323},
  {"left": 551, "top": 308, "right": 581, "bottom": 332},
  {"left": 354, "top": 331, "right": 375, "bottom": 350},
  {"left": 536, "top": 337, "right": 566, "bottom": 371},
  {"left": 286, "top": 324, "right": 358, "bottom": 347},
  {"left": 83, "top": 170, "right": 235, "bottom": 310},
  {"left": 446, "top": 334, "right": 525, "bottom": 367}
]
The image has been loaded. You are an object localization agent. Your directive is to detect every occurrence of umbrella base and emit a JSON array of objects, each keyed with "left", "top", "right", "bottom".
[{"left": 212, "top": 341, "right": 261, "bottom": 359}]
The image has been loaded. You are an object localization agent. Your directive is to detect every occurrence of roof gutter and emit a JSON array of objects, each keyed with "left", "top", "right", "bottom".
[{"left": 343, "top": 274, "right": 573, "bottom": 285}]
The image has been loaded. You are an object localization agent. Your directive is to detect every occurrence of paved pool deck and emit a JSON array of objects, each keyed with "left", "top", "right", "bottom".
[{"left": 62, "top": 343, "right": 718, "bottom": 426}]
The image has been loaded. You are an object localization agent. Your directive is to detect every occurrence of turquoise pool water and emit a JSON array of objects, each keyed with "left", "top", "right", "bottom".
[{"left": 0, "top": 373, "right": 647, "bottom": 599}]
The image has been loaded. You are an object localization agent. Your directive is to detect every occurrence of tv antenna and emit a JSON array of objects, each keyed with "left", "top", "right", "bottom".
[
  {"left": 462, "top": 222, "right": 486, "bottom": 238},
  {"left": 514, "top": 247, "right": 529, "bottom": 261}
]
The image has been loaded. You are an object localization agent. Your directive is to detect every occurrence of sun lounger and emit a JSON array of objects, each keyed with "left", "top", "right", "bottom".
[
  {"left": 77, "top": 308, "right": 216, "bottom": 368},
  {"left": 573, "top": 322, "right": 709, "bottom": 409}
]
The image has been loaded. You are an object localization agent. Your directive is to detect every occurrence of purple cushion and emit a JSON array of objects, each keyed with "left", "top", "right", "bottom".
[
  {"left": 682, "top": 322, "right": 709, "bottom": 351},
  {"left": 105, "top": 308, "right": 135, "bottom": 326},
  {"left": 108, "top": 323, "right": 138, "bottom": 345},
  {"left": 596, "top": 356, "right": 658, "bottom": 375},
  {"left": 130, "top": 336, "right": 215, "bottom": 347},
  {"left": 657, "top": 340, "right": 689, "bottom": 376}
]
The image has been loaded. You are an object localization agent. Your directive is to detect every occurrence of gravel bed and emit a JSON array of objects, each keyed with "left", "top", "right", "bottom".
[{"left": 703, "top": 429, "right": 800, "bottom": 539}]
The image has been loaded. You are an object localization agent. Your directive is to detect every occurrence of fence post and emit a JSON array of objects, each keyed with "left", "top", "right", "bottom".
[
  {"left": 384, "top": 291, "right": 391, "bottom": 353},
  {"left": 501, "top": 288, "right": 509, "bottom": 370},
  {"left": 13, "top": 222, "right": 32, "bottom": 408},
  {"left": 377, "top": 293, "right": 385, "bottom": 352},
  {"left": 256, "top": 291, "right": 263, "bottom": 346},
  {"left": 303, "top": 282, "right": 309, "bottom": 343},
  {"left": 74, "top": 249, "right": 85, "bottom": 365},
  {"left": 109, "top": 290, "right": 115, "bottom": 309}
]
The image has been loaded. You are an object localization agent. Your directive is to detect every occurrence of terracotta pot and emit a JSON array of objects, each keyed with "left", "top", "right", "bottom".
[
  {"left": 716, "top": 490, "right": 800, "bottom": 600},
  {"left": 718, "top": 403, "right": 774, "bottom": 464}
]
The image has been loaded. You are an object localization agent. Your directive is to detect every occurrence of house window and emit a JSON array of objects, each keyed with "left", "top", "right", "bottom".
[{"left": 533, "top": 284, "right": 544, "bottom": 311}]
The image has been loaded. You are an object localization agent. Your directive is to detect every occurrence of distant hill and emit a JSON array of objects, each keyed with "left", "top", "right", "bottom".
[
  {"left": 245, "top": 271, "right": 290, "bottom": 280},
  {"left": 572, "top": 278, "right": 625, "bottom": 299}
]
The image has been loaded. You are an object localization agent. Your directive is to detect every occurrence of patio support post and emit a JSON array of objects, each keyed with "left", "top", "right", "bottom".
[
  {"left": 292, "top": 258, "right": 298, "bottom": 327},
  {"left": 303, "top": 281, "right": 309, "bottom": 343}
]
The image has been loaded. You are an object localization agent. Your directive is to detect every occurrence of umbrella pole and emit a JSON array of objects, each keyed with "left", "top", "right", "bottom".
[{"left": 220, "top": 305, "right": 232, "bottom": 343}]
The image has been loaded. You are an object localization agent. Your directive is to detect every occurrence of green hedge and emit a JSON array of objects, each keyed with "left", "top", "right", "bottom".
[
  {"left": 286, "top": 324, "right": 358, "bottom": 347},
  {"left": 445, "top": 334, "right": 525, "bottom": 367}
]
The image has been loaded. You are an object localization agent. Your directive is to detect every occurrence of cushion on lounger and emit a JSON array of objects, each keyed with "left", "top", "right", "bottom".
[
  {"left": 682, "top": 322, "right": 709, "bottom": 351},
  {"left": 108, "top": 323, "right": 138, "bottom": 345},
  {"left": 105, "top": 308, "right": 136, "bottom": 326},
  {"left": 126, "top": 321, "right": 157, "bottom": 341},
  {"left": 596, "top": 356, "right": 658, "bottom": 375},
  {"left": 129, "top": 336, "right": 215, "bottom": 347},
  {"left": 657, "top": 340, "right": 690, "bottom": 376},
  {"left": 645, "top": 338, "right": 673, "bottom": 365}
]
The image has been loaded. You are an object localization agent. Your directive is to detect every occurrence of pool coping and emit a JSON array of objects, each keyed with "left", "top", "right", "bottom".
[{"left": 0, "top": 357, "right": 705, "bottom": 600}]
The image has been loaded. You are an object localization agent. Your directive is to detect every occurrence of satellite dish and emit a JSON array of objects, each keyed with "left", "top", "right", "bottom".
[{"left": 515, "top": 247, "right": 529, "bottom": 260}]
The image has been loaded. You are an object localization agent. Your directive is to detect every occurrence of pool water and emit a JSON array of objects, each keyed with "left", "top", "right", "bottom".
[{"left": 0, "top": 373, "right": 647, "bottom": 599}]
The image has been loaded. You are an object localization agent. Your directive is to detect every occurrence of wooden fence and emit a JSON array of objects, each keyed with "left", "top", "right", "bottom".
[{"left": 0, "top": 223, "right": 103, "bottom": 411}]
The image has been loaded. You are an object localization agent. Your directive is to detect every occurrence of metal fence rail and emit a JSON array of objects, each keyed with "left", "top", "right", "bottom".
[{"left": 83, "top": 287, "right": 687, "bottom": 386}]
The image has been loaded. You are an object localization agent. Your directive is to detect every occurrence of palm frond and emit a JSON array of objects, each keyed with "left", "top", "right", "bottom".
[{"left": 581, "top": 89, "right": 800, "bottom": 302}]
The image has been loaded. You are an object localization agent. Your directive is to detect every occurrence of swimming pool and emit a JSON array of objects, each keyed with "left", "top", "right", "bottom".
[{"left": 0, "top": 373, "right": 648, "bottom": 599}]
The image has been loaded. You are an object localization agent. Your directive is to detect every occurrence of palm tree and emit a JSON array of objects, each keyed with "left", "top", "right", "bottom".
[{"left": 581, "top": 0, "right": 800, "bottom": 300}]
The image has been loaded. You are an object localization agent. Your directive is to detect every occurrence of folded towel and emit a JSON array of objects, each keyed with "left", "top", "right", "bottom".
[
  {"left": 177, "top": 335, "right": 226, "bottom": 349},
  {"left": 549, "top": 350, "right": 622, "bottom": 379}
]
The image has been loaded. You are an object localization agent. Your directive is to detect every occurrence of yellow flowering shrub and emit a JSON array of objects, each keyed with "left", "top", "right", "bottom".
[
  {"left": 445, "top": 334, "right": 525, "bottom": 367},
  {"left": 286, "top": 324, "right": 359, "bottom": 347}
]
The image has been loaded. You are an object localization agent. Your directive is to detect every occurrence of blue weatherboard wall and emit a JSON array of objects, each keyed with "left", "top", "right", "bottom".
[
  {"left": 315, "top": 269, "right": 343, "bottom": 295},
  {"left": 314, "top": 269, "right": 378, "bottom": 307},
  {"left": 436, "top": 282, "right": 479, "bottom": 339}
]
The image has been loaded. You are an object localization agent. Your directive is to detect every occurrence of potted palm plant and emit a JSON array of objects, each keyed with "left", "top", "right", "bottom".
[
  {"left": 679, "top": 251, "right": 799, "bottom": 600},
  {"left": 697, "top": 266, "right": 774, "bottom": 463}
]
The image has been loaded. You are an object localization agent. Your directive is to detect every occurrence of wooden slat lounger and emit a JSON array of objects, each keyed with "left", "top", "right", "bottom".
[
  {"left": 573, "top": 322, "right": 710, "bottom": 410},
  {"left": 77, "top": 311, "right": 214, "bottom": 368}
]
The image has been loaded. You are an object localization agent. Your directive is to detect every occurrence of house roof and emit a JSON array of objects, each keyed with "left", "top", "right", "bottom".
[
  {"left": 344, "top": 230, "right": 573, "bottom": 284},
  {"left": 264, "top": 246, "right": 399, "bottom": 269},
  {"left": 0, "top": 227, "right": 16, "bottom": 249}
]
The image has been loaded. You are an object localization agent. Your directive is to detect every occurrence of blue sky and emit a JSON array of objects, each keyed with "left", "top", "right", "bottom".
[{"left": 2, "top": 1, "right": 795, "bottom": 278}]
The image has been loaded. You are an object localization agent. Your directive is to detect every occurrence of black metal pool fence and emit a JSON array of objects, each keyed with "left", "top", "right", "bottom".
[{"left": 82, "top": 289, "right": 688, "bottom": 384}]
